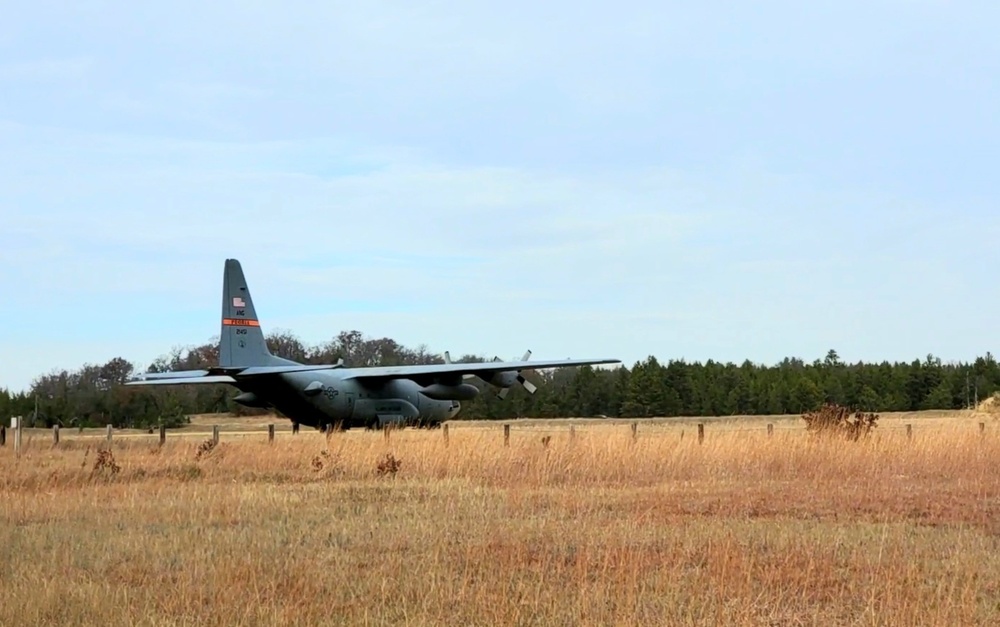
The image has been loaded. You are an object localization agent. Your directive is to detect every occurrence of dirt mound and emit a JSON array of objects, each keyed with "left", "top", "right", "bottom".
[
  {"left": 977, "top": 396, "right": 999, "bottom": 413},
  {"left": 970, "top": 395, "right": 1000, "bottom": 421}
]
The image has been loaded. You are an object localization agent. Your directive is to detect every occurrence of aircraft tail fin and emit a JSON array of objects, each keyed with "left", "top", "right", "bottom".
[{"left": 219, "top": 259, "right": 296, "bottom": 368}]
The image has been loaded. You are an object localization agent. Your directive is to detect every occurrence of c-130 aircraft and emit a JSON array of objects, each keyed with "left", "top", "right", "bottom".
[{"left": 128, "top": 259, "right": 620, "bottom": 429}]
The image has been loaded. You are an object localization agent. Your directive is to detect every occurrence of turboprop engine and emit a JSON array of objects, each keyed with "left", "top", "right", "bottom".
[
  {"left": 486, "top": 350, "right": 538, "bottom": 399},
  {"left": 418, "top": 383, "right": 480, "bottom": 401},
  {"left": 442, "top": 349, "right": 539, "bottom": 399}
]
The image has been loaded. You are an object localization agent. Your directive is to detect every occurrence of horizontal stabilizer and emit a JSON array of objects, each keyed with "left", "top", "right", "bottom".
[
  {"left": 135, "top": 369, "right": 212, "bottom": 379},
  {"left": 127, "top": 363, "right": 346, "bottom": 386},
  {"left": 126, "top": 375, "right": 236, "bottom": 386}
]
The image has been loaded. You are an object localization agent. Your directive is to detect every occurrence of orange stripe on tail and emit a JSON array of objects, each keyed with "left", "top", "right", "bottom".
[{"left": 222, "top": 318, "right": 260, "bottom": 327}]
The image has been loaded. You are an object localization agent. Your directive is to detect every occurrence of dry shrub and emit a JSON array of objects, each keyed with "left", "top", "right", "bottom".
[
  {"left": 311, "top": 449, "right": 345, "bottom": 477},
  {"left": 311, "top": 451, "right": 328, "bottom": 472},
  {"left": 375, "top": 452, "right": 401, "bottom": 477},
  {"left": 91, "top": 449, "right": 120, "bottom": 476},
  {"left": 802, "top": 403, "right": 878, "bottom": 440},
  {"left": 195, "top": 438, "right": 217, "bottom": 461}
]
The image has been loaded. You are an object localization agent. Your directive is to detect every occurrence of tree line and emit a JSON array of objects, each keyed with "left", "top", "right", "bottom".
[{"left": 3, "top": 330, "right": 999, "bottom": 428}]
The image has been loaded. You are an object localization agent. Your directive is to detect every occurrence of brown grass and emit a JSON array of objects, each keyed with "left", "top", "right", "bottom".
[{"left": 2, "top": 415, "right": 999, "bottom": 625}]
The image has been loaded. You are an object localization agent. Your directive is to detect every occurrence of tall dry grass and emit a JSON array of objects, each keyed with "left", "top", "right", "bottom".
[{"left": 1, "top": 420, "right": 999, "bottom": 625}]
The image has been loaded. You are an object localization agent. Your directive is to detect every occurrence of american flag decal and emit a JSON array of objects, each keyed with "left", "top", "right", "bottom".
[{"left": 232, "top": 296, "right": 246, "bottom": 307}]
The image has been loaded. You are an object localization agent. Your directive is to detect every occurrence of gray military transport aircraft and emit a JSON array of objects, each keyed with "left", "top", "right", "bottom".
[{"left": 127, "top": 259, "right": 620, "bottom": 430}]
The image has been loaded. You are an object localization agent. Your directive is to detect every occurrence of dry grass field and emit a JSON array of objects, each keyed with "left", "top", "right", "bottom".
[{"left": 2, "top": 411, "right": 999, "bottom": 626}]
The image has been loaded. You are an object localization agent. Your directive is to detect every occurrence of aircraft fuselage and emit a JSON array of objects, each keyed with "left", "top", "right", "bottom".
[{"left": 233, "top": 370, "right": 462, "bottom": 429}]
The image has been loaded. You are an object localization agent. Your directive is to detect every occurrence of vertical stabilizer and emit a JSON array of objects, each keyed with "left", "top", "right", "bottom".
[{"left": 219, "top": 259, "right": 293, "bottom": 368}]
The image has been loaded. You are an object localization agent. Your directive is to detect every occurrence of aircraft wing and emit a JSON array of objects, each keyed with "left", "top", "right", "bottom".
[
  {"left": 126, "top": 364, "right": 342, "bottom": 386},
  {"left": 341, "top": 358, "right": 620, "bottom": 385},
  {"left": 126, "top": 358, "right": 619, "bottom": 387}
]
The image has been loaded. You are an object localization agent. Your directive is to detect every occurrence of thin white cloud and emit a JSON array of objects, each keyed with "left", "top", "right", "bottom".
[
  {"left": 0, "top": 126, "right": 720, "bottom": 306},
  {"left": 0, "top": 56, "right": 94, "bottom": 82}
]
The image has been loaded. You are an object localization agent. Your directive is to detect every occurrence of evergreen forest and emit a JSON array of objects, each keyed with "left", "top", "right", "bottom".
[{"left": 3, "top": 330, "right": 998, "bottom": 428}]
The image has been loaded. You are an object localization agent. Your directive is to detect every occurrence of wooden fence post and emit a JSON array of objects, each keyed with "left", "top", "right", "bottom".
[
  {"left": 631, "top": 422, "right": 638, "bottom": 441},
  {"left": 0, "top": 425, "right": 5, "bottom": 447},
  {"left": 504, "top": 424, "right": 510, "bottom": 447},
  {"left": 767, "top": 423, "right": 773, "bottom": 437},
  {"left": 159, "top": 424, "right": 166, "bottom": 446},
  {"left": 443, "top": 423, "right": 449, "bottom": 446},
  {"left": 383, "top": 424, "right": 390, "bottom": 441},
  {"left": 212, "top": 425, "right": 220, "bottom": 445},
  {"left": 268, "top": 424, "right": 275, "bottom": 444},
  {"left": 52, "top": 425, "right": 60, "bottom": 446},
  {"left": 14, "top": 418, "right": 22, "bottom": 456},
  {"left": 697, "top": 423, "right": 705, "bottom": 445},
  {"left": 906, "top": 424, "right": 912, "bottom": 440},
  {"left": 106, "top": 424, "right": 113, "bottom": 446},
  {"left": 569, "top": 425, "right": 575, "bottom": 441}
]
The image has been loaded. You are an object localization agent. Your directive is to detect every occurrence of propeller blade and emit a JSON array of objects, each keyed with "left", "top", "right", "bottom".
[{"left": 493, "top": 349, "right": 538, "bottom": 399}]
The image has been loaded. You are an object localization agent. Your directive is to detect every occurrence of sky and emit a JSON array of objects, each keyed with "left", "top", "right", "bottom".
[{"left": 2, "top": 1, "right": 999, "bottom": 392}]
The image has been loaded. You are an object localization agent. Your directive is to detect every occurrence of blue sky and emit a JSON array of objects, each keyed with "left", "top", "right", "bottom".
[{"left": 2, "top": 1, "right": 999, "bottom": 391}]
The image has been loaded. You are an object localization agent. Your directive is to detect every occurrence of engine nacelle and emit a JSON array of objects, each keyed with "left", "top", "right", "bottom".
[
  {"left": 486, "top": 350, "right": 537, "bottom": 399},
  {"left": 233, "top": 392, "right": 269, "bottom": 408},
  {"left": 418, "top": 383, "right": 480, "bottom": 401},
  {"left": 487, "top": 371, "right": 518, "bottom": 388}
]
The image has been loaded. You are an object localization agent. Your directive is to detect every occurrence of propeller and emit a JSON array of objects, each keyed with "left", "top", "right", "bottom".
[{"left": 495, "top": 350, "right": 537, "bottom": 399}]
